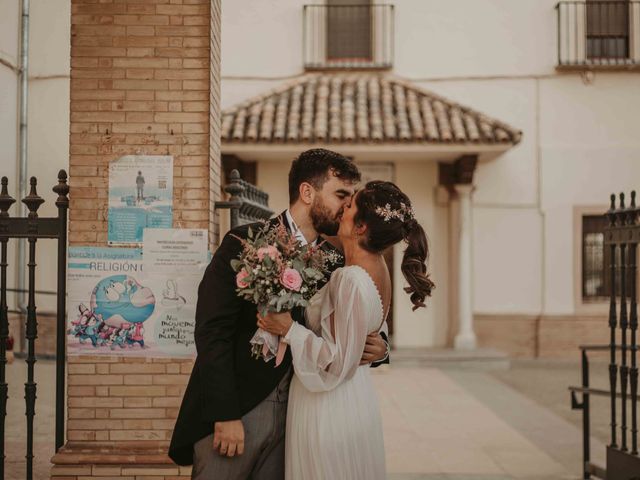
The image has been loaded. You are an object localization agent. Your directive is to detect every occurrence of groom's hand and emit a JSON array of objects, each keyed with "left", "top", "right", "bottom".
[
  {"left": 213, "top": 419, "right": 245, "bottom": 457},
  {"left": 360, "top": 333, "right": 387, "bottom": 365}
]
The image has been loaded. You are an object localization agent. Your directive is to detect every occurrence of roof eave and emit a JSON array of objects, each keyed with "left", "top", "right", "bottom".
[{"left": 221, "top": 142, "right": 517, "bottom": 162}]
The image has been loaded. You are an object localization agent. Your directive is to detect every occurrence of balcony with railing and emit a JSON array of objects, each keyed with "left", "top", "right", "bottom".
[
  {"left": 557, "top": 1, "right": 640, "bottom": 68},
  {"left": 303, "top": 4, "right": 394, "bottom": 70}
]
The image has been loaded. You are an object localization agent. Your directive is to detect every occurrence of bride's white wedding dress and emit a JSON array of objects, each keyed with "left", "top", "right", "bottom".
[{"left": 283, "top": 265, "right": 386, "bottom": 480}]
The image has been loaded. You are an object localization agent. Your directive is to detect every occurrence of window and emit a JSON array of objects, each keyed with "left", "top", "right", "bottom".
[
  {"left": 327, "top": 0, "right": 372, "bottom": 63},
  {"left": 303, "top": 3, "right": 393, "bottom": 69},
  {"left": 582, "top": 214, "right": 620, "bottom": 300},
  {"left": 586, "top": 0, "right": 630, "bottom": 60}
]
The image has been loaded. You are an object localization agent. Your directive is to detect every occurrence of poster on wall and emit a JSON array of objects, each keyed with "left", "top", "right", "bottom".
[
  {"left": 143, "top": 228, "right": 208, "bottom": 274},
  {"left": 108, "top": 155, "right": 173, "bottom": 245},
  {"left": 66, "top": 235, "right": 207, "bottom": 357}
]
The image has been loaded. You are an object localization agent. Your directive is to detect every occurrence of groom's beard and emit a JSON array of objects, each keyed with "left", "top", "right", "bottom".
[{"left": 310, "top": 199, "right": 340, "bottom": 237}]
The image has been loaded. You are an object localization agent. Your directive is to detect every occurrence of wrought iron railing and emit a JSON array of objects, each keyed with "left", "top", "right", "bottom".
[
  {"left": 569, "top": 191, "right": 640, "bottom": 479},
  {"left": 557, "top": 1, "right": 640, "bottom": 67},
  {"left": 303, "top": 4, "right": 394, "bottom": 70},
  {"left": 214, "top": 169, "right": 273, "bottom": 229},
  {"left": 0, "top": 172, "right": 69, "bottom": 480}
]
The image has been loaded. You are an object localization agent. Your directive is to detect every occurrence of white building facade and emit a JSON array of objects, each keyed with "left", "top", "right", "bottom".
[
  {"left": 1, "top": 0, "right": 638, "bottom": 357},
  {"left": 220, "top": 0, "right": 640, "bottom": 356}
]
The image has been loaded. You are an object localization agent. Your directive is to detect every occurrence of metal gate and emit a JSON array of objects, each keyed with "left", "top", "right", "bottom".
[
  {"left": 570, "top": 190, "right": 640, "bottom": 479},
  {"left": 0, "top": 171, "right": 69, "bottom": 480}
]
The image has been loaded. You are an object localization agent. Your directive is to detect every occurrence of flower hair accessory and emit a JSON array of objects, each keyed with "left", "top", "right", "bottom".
[{"left": 375, "top": 202, "right": 415, "bottom": 222}]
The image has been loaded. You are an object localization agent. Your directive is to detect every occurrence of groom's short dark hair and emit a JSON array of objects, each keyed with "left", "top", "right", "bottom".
[{"left": 288, "top": 149, "right": 361, "bottom": 204}]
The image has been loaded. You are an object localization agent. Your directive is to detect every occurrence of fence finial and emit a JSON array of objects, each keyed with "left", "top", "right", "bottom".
[
  {"left": 224, "top": 169, "right": 245, "bottom": 199},
  {"left": 620, "top": 192, "right": 626, "bottom": 210},
  {"left": 53, "top": 170, "right": 70, "bottom": 207},
  {"left": 0, "top": 177, "right": 16, "bottom": 218},
  {"left": 22, "top": 177, "right": 45, "bottom": 219}
]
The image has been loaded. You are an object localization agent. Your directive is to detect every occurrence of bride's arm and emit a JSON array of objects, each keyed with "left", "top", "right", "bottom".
[{"left": 259, "top": 269, "right": 369, "bottom": 392}]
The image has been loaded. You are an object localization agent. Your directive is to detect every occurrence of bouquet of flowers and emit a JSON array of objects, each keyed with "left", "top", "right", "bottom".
[{"left": 230, "top": 220, "right": 340, "bottom": 365}]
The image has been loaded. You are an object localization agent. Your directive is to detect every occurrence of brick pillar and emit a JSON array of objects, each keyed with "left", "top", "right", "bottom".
[{"left": 52, "top": 1, "right": 220, "bottom": 478}]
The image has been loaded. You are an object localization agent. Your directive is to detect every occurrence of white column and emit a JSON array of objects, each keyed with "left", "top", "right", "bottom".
[{"left": 453, "top": 184, "right": 476, "bottom": 350}]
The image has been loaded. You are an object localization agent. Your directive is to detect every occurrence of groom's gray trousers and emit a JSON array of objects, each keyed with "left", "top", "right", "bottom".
[{"left": 191, "top": 369, "right": 292, "bottom": 480}]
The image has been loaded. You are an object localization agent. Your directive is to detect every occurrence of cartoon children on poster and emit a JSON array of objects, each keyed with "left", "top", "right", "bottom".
[{"left": 68, "top": 274, "right": 155, "bottom": 351}]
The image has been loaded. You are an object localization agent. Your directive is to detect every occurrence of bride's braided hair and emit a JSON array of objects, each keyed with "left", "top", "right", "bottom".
[{"left": 353, "top": 181, "right": 435, "bottom": 311}]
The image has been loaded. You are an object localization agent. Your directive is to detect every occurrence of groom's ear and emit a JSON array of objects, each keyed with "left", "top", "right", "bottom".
[{"left": 298, "top": 182, "right": 315, "bottom": 206}]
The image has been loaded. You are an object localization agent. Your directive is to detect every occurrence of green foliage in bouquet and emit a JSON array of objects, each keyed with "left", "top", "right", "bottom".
[{"left": 230, "top": 220, "right": 340, "bottom": 317}]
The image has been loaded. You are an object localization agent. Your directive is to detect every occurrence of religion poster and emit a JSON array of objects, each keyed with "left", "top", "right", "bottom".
[
  {"left": 66, "top": 238, "right": 206, "bottom": 357},
  {"left": 107, "top": 155, "right": 173, "bottom": 245}
]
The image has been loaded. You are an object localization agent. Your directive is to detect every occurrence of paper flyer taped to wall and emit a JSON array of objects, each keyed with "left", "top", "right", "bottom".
[{"left": 66, "top": 229, "right": 208, "bottom": 357}]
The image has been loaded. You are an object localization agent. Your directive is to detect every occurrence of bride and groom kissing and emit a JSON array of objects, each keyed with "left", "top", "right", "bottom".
[{"left": 169, "top": 148, "right": 434, "bottom": 479}]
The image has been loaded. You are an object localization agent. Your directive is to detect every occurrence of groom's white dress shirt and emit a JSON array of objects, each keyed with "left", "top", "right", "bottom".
[{"left": 285, "top": 209, "right": 317, "bottom": 247}]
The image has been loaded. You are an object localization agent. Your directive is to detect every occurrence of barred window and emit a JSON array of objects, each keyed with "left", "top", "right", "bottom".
[
  {"left": 582, "top": 214, "right": 619, "bottom": 300},
  {"left": 586, "top": 0, "right": 630, "bottom": 60},
  {"left": 327, "top": 0, "right": 372, "bottom": 62}
]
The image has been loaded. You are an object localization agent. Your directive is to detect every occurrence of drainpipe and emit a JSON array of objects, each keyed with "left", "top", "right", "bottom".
[{"left": 16, "top": 0, "right": 30, "bottom": 337}]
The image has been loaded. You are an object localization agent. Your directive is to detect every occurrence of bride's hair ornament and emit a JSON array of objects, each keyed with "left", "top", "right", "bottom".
[
  {"left": 374, "top": 202, "right": 415, "bottom": 223},
  {"left": 354, "top": 181, "right": 434, "bottom": 310}
]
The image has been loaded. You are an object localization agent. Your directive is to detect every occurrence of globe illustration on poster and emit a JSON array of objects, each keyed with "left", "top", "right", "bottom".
[{"left": 90, "top": 275, "right": 156, "bottom": 328}]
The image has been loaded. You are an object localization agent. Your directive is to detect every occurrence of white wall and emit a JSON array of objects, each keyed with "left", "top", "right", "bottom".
[
  {"left": 0, "top": 0, "right": 70, "bottom": 313},
  {"left": 539, "top": 74, "right": 640, "bottom": 314},
  {"left": 0, "top": 0, "right": 20, "bottom": 318},
  {"left": 392, "top": 161, "right": 449, "bottom": 347},
  {"left": 0, "top": 0, "right": 19, "bottom": 188},
  {"left": 418, "top": 79, "right": 538, "bottom": 206},
  {"left": 393, "top": 0, "right": 558, "bottom": 78},
  {"left": 29, "top": 0, "right": 70, "bottom": 312},
  {"left": 221, "top": 0, "right": 304, "bottom": 79},
  {"left": 256, "top": 161, "right": 291, "bottom": 215}
]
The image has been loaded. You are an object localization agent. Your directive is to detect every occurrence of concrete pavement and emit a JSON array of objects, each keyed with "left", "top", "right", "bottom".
[{"left": 4, "top": 359, "right": 598, "bottom": 479}]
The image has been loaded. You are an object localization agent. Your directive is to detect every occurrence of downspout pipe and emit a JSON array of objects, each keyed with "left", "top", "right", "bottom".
[{"left": 16, "top": 0, "right": 30, "bottom": 323}]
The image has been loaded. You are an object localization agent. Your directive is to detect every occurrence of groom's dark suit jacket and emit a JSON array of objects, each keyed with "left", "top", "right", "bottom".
[{"left": 168, "top": 212, "right": 389, "bottom": 466}]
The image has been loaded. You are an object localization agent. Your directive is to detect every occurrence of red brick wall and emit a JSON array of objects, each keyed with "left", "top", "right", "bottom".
[
  {"left": 69, "top": 0, "right": 211, "bottom": 246},
  {"left": 55, "top": 0, "right": 220, "bottom": 477},
  {"left": 209, "top": 0, "right": 222, "bottom": 247}
]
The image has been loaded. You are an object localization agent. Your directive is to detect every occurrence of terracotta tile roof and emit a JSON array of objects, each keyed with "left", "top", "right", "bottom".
[{"left": 222, "top": 73, "right": 522, "bottom": 145}]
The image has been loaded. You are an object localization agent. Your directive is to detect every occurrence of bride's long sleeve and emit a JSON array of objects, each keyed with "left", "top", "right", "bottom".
[{"left": 283, "top": 268, "right": 372, "bottom": 393}]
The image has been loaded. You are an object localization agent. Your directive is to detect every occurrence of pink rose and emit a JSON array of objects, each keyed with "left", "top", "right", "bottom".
[
  {"left": 280, "top": 268, "right": 303, "bottom": 292},
  {"left": 257, "top": 245, "right": 280, "bottom": 262},
  {"left": 236, "top": 270, "right": 250, "bottom": 289}
]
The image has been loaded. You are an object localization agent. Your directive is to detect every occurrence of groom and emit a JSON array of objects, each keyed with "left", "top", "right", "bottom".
[{"left": 169, "top": 149, "right": 390, "bottom": 479}]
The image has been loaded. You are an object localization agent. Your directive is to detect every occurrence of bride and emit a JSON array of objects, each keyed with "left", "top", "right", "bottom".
[{"left": 258, "top": 180, "right": 434, "bottom": 480}]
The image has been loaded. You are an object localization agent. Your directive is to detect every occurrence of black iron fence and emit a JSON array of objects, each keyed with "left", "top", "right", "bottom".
[
  {"left": 215, "top": 169, "right": 273, "bottom": 229},
  {"left": 557, "top": 1, "right": 640, "bottom": 67},
  {"left": 570, "top": 191, "right": 640, "bottom": 479},
  {"left": 0, "top": 171, "right": 68, "bottom": 480},
  {"left": 303, "top": 4, "right": 394, "bottom": 70}
]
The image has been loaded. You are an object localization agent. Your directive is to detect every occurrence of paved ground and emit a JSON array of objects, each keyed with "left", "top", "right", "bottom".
[
  {"left": 489, "top": 357, "right": 612, "bottom": 447},
  {"left": 4, "top": 358, "right": 608, "bottom": 479},
  {"left": 373, "top": 365, "right": 603, "bottom": 480},
  {"left": 5, "top": 358, "right": 56, "bottom": 480}
]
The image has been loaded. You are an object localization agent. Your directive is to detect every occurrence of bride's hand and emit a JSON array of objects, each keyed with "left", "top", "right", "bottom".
[{"left": 257, "top": 311, "right": 293, "bottom": 337}]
